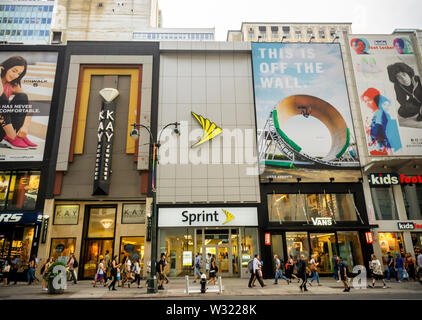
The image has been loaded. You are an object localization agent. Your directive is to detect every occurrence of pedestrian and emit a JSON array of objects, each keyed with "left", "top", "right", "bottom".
[
  {"left": 309, "top": 254, "right": 321, "bottom": 286},
  {"left": 10, "top": 256, "right": 19, "bottom": 285},
  {"left": 131, "top": 259, "right": 142, "bottom": 288},
  {"left": 41, "top": 257, "right": 54, "bottom": 291},
  {"left": 66, "top": 253, "right": 78, "bottom": 284},
  {"left": 273, "top": 255, "right": 289, "bottom": 285},
  {"left": 121, "top": 256, "right": 131, "bottom": 288},
  {"left": 338, "top": 256, "right": 350, "bottom": 292},
  {"left": 297, "top": 254, "right": 308, "bottom": 292},
  {"left": 157, "top": 253, "right": 166, "bottom": 290},
  {"left": 369, "top": 254, "right": 387, "bottom": 289},
  {"left": 395, "top": 253, "right": 404, "bottom": 282},
  {"left": 93, "top": 258, "right": 106, "bottom": 287},
  {"left": 207, "top": 256, "right": 218, "bottom": 286},
  {"left": 248, "top": 254, "right": 264, "bottom": 288},
  {"left": 104, "top": 250, "right": 111, "bottom": 282},
  {"left": 193, "top": 253, "right": 201, "bottom": 283},
  {"left": 332, "top": 254, "right": 339, "bottom": 281},
  {"left": 163, "top": 255, "right": 170, "bottom": 284},
  {"left": 285, "top": 255, "right": 299, "bottom": 283},
  {"left": 108, "top": 255, "right": 120, "bottom": 291},
  {"left": 417, "top": 251, "right": 422, "bottom": 284},
  {"left": 206, "top": 253, "right": 211, "bottom": 274},
  {"left": 145, "top": 260, "right": 151, "bottom": 287},
  {"left": 254, "top": 257, "right": 265, "bottom": 287},
  {"left": 2, "top": 259, "right": 10, "bottom": 286},
  {"left": 386, "top": 252, "right": 396, "bottom": 281},
  {"left": 126, "top": 256, "right": 134, "bottom": 287},
  {"left": 27, "top": 255, "right": 37, "bottom": 285}
]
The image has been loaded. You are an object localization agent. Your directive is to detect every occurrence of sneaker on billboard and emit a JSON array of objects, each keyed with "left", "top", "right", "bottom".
[
  {"left": 2, "top": 136, "right": 29, "bottom": 149},
  {"left": 21, "top": 136, "right": 38, "bottom": 149}
]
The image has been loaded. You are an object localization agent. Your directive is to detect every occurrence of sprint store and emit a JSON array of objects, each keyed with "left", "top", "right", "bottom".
[{"left": 158, "top": 207, "right": 259, "bottom": 278}]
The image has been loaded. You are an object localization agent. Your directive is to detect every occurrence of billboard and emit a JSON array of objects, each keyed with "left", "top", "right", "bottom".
[
  {"left": 251, "top": 43, "right": 360, "bottom": 183},
  {"left": 0, "top": 51, "right": 58, "bottom": 161},
  {"left": 349, "top": 35, "right": 422, "bottom": 156}
]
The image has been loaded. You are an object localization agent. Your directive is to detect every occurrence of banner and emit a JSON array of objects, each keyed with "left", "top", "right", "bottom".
[
  {"left": 349, "top": 35, "right": 422, "bottom": 156},
  {"left": 252, "top": 43, "right": 360, "bottom": 183},
  {"left": 0, "top": 51, "right": 58, "bottom": 161}
]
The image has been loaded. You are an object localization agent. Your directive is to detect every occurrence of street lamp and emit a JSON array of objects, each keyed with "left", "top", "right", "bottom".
[{"left": 130, "top": 121, "right": 180, "bottom": 293}]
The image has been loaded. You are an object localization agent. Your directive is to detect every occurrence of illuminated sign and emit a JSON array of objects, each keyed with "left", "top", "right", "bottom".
[
  {"left": 311, "top": 217, "right": 333, "bottom": 226},
  {"left": 265, "top": 233, "right": 271, "bottom": 245},
  {"left": 365, "top": 232, "right": 374, "bottom": 244},
  {"left": 397, "top": 222, "right": 422, "bottom": 230}
]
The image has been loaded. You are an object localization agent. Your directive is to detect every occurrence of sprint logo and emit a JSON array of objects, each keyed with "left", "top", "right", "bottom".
[
  {"left": 222, "top": 209, "right": 235, "bottom": 224},
  {"left": 191, "top": 112, "right": 222, "bottom": 148}
]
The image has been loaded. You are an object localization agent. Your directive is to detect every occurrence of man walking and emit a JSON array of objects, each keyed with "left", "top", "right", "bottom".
[
  {"left": 248, "top": 254, "right": 265, "bottom": 288},
  {"left": 273, "top": 255, "right": 289, "bottom": 285},
  {"left": 104, "top": 250, "right": 111, "bottom": 282},
  {"left": 332, "top": 254, "right": 339, "bottom": 281},
  {"left": 193, "top": 253, "right": 201, "bottom": 283},
  {"left": 297, "top": 255, "right": 308, "bottom": 292},
  {"left": 338, "top": 256, "right": 350, "bottom": 292},
  {"left": 157, "top": 253, "right": 166, "bottom": 290},
  {"left": 386, "top": 252, "right": 396, "bottom": 281},
  {"left": 417, "top": 250, "right": 422, "bottom": 284},
  {"left": 395, "top": 253, "right": 404, "bottom": 282}
]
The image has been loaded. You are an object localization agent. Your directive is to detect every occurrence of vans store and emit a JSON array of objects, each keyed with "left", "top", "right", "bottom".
[
  {"left": 158, "top": 207, "right": 259, "bottom": 278},
  {"left": 259, "top": 184, "right": 374, "bottom": 278}
]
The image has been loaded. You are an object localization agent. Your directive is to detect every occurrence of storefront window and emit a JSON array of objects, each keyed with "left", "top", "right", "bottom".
[
  {"left": 87, "top": 207, "right": 116, "bottom": 238},
  {"left": 271, "top": 234, "right": 284, "bottom": 270},
  {"left": 286, "top": 232, "right": 309, "bottom": 260},
  {"left": 310, "top": 233, "right": 336, "bottom": 273},
  {"left": 371, "top": 187, "right": 399, "bottom": 220},
  {"left": 0, "top": 226, "right": 34, "bottom": 268},
  {"left": 159, "top": 228, "right": 194, "bottom": 277},
  {"left": 337, "top": 231, "right": 364, "bottom": 273},
  {"left": 402, "top": 185, "right": 422, "bottom": 220},
  {"left": 378, "top": 232, "right": 404, "bottom": 259},
  {"left": 268, "top": 193, "right": 358, "bottom": 222},
  {"left": 231, "top": 230, "right": 239, "bottom": 275},
  {"left": 240, "top": 227, "right": 258, "bottom": 268},
  {"left": 0, "top": 173, "right": 10, "bottom": 210},
  {"left": 120, "top": 237, "right": 145, "bottom": 275},
  {"left": 411, "top": 232, "right": 422, "bottom": 255},
  {"left": 6, "top": 171, "right": 40, "bottom": 211},
  {"left": 49, "top": 238, "right": 76, "bottom": 263}
]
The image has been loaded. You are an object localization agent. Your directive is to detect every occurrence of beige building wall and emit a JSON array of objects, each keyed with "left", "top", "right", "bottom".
[
  {"left": 157, "top": 41, "right": 260, "bottom": 204},
  {"left": 51, "top": 0, "right": 159, "bottom": 43}
]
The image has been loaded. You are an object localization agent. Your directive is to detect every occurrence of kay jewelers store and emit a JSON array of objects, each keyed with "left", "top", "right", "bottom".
[{"left": 158, "top": 207, "right": 259, "bottom": 278}]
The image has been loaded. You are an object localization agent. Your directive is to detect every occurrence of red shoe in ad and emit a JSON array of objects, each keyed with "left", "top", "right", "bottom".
[
  {"left": 2, "top": 136, "right": 29, "bottom": 150},
  {"left": 20, "top": 136, "right": 38, "bottom": 149}
]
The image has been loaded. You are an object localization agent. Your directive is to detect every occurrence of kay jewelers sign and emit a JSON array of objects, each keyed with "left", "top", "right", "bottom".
[{"left": 158, "top": 207, "right": 258, "bottom": 227}]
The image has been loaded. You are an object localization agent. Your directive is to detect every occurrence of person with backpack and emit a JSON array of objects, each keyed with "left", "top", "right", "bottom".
[
  {"left": 338, "top": 256, "right": 350, "bottom": 292},
  {"left": 193, "top": 253, "right": 202, "bottom": 283},
  {"left": 41, "top": 257, "right": 54, "bottom": 291},
  {"left": 67, "top": 253, "right": 78, "bottom": 284},
  {"left": 297, "top": 254, "right": 308, "bottom": 292},
  {"left": 369, "top": 254, "right": 387, "bottom": 289},
  {"left": 273, "top": 255, "right": 289, "bottom": 285},
  {"left": 309, "top": 254, "right": 321, "bottom": 286},
  {"left": 249, "top": 254, "right": 264, "bottom": 288},
  {"left": 157, "top": 253, "right": 166, "bottom": 290},
  {"left": 395, "top": 252, "right": 404, "bottom": 282}
]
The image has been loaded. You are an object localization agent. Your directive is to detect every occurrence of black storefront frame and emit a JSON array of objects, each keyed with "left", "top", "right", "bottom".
[{"left": 258, "top": 182, "right": 374, "bottom": 278}]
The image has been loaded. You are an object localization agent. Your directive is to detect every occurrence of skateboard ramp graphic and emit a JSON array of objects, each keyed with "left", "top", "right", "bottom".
[{"left": 258, "top": 94, "right": 359, "bottom": 168}]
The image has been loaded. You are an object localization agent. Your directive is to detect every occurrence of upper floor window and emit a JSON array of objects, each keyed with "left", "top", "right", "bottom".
[
  {"left": 295, "top": 30, "right": 302, "bottom": 39},
  {"left": 319, "top": 29, "right": 325, "bottom": 39},
  {"left": 370, "top": 186, "right": 399, "bottom": 220},
  {"left": 402, "top": 184, "right": 422, "bottom": 220},
  {"left": 0, "top": 171, "right": 40, "bottom": 211},
  {"left": 307, "top": 28, "right": 313, "bottom": 39},
  {"left": 282, "top": 26, "right": 290, "bottom": 38}
]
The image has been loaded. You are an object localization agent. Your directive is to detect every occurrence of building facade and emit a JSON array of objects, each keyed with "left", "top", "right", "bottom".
[
  {"left": 36, "top": 41, "right": 159, "bottom": 280},
  {"left": 0, "top": 0, "right": 55, "bottom": 44},
  {"left": 133, "top": 28, "right": 215, "bottom": 41},
  {"left": 0, "top": 44, "right": 65, "bottom": 279}
]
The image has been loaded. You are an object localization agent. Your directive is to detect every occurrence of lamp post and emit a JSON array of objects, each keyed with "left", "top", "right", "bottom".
[{"left": 130, "top": 121, "right": 180, "bottom": 293}]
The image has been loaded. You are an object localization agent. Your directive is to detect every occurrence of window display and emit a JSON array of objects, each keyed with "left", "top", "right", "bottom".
[
  {"left": 286, "top": 232, "right": 309, "bottom": 259},
  {"left": 378, "top": 232, "right": 404, "bottom": 258},
  {"left": 0, "top": 171, "right": 40, "bottom": 211},
  {"left": 310, "top": 233, "right": 337, "bottom": 274},
  {"left": 337, "top": 231, "right": 364, "bottom": 273},
  {"left": 120, "top": 237, "right": 144, "bottom": 275},
  {"left": 411, "top": 232, "right": 422, "bottom": 255},
  {"left": 49, "top": 238, "right": 76, "bottom": 261}
]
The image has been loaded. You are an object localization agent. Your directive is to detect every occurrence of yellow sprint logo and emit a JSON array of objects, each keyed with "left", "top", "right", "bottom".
[
  {"left": 222, "top": 209, "right": 235, "bottom": 224},
  {"left": 191, "top": 112, "right": 222, "bottom": 148}
]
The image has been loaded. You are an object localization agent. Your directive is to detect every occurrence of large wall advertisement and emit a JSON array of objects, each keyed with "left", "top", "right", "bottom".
[
  {"left": 0, "top": 51, "right": 58, "bottom": 162},
  {"left": 349, "top": 35, "right": 422, "bottom": 156},
  {"left": 251, "top": 43, "right": 361, "bottom": 183}
]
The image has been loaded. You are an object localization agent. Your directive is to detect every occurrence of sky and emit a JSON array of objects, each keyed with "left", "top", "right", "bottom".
[{"left": 158, "top": 0, "right": 422, "bottom": 41}]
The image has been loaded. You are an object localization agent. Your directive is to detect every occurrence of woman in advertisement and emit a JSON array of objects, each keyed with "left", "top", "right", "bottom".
[
  {"left": 387, "top": 62, "right": 422, "bottom": 121},
  {"left": 0, "top": 56, "right": 38, "bottom": 150}
]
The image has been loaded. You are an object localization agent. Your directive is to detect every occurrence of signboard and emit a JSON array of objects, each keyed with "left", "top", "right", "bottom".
[
  {"left": 311, "top": 217, "right": 333, "bottom": 226},
  {"left": 53, "top": 205, "right": 79, "bottom": 225},
  {"left": 265, "top": 233, "right": 271, "bottom": 245},
  {"left": 158, "top": 207, "right": 258, "bottom": 227},
  {"left": 369, "top": 173, "right": 422, "bottom": 186},
  {"left": 365, "top": 232, "right": 374, "bottom": 244},
  {"left": 122, "top": 203, "right": 146, "bottom": 224},
  {"left": 349, "top": 35, "right": 422, "bottom": 156},
  {"left": 0, "top": 52, "right": 58, "bottom": 162},
  {"left": 251, "top": 43, "right": 360, "bottom": 183},
  {"left": 93, "top": 88, "right": 119, "bottom": 195},
  {"left": 41, "top": 216, "right": 49, "bottom": 243},
  {"left": 0, "top": 212, "right": 42, "bottom": 224},
  {"left": 183, "top": 251, "right": 193, "bottom": 266},
  {"left": 397, "top": 222, "right": 422, "bottom": 230}
]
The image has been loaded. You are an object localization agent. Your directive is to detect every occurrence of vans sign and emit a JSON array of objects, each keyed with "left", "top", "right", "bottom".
[{"left": 311, "top": 217, "right": 333, "bottom": 226}]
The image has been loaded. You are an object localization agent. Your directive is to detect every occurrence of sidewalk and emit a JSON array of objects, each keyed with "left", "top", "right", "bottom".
[{"left": 0, "top": 277, "right": 421, "bottom": 299}]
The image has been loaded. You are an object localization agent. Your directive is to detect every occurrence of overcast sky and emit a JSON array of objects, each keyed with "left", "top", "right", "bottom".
[{"left": 158, "top": 0, "right": 422, "bottom": 40}]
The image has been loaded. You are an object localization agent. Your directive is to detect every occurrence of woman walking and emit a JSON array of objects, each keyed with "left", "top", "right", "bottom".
[
  {"left": 108, "top": 256, "right": 120, "bottom": 291},
  {"left": 369, "top": 254, "right": 387, "bottom": 289},
  {"left": 131, "top": 259, "right": 142, "bottom": 288},
  {"left": 207, "top": 256, "right": 217, "bottom": 286},
  {"left": 2, "top": 259, "right": 10, "bottom": 286},
  {"left": 41, "top": 257, "right": 54, "bottom": 291},
  {"left": 309, "top": 254, "right": 321, "bottom": 286},
  {"left": 27, "top": 255, "right": 37, "bottom": 285},
  {"left": 285, "top": 255, "right": 299, "bottom": 283},
  {"left": 93, "top": 258, "right": 106, "bottom": 287},
  {"left": 406, "top": 253, "right": 416, "bottom": 281}
]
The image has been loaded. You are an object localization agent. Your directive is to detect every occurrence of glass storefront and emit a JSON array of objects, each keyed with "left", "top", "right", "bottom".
[
  {"left": 286, "top": 232, "right": 310, "bottom": 260},
  {"left": 159, "top": 227, "right": 258, "bottom": 277},
  {"left": 370, "top": 187, "right": 399, "bottom": 220},
  {"left": 268, "top": 193, "right": 358, "bottom": 222},
  {"left": 49, "top": 238, "right": 76, "bottom": 263},
  {"left": 337, "top": 231, "right": 364, "bottom": 273},
  {"left": 402, "top": 184, "right": 422, "bottom": 220},
  {"left": 411, "top": 232, "right": 422, "bottom": 255},
  {"left": 0, "top": 225, "right": 34, "bottom": 269},
  {"left": 120, "top": 237, "right": 145, "bottom": 275},
  {"left": 310, "top": 233, "right": 336, "bottom": 274},
  {"left": 378, "top": 232, "right": 404, "bottom": 258}
]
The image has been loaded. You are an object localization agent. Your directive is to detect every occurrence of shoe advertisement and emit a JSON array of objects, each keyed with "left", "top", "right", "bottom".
[{"left": 0, "top": 51, "right": 58, "bottom": 162}]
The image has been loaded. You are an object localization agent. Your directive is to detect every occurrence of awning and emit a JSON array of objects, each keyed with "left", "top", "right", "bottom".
[{"left": 0, "top": 212, "right": 43, "bottom": 224}]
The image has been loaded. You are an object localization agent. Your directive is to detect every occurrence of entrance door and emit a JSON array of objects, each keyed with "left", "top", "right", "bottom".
[
  {"left": 309, "top": 233, "right": 337, "bottom": 274},
  {"left": 205, "top": 246, "right": 230, "bottom": 276},
  {"left": 82, "top": 239, "right": 113, "bottom": 279}
]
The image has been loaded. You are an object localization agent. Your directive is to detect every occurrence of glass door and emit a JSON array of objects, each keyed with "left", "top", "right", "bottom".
[
  {"left": 309, "top": 233, "right": 337, "bottom": 274},
  {"left": 82, "top": 239, "right": 113, "bottom": 279},
  {"left": 217, "top": 246, "right": 229, "bottom": 274}
]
